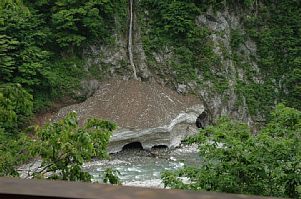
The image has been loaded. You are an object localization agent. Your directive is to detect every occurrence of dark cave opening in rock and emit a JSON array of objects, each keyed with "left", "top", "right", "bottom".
[
  {"left": 122, "top": 142, "right": 143, "bottom": 150},
  {"left": 152, "top": 145, "right": 168, "bottom": 149},
  {"left": 196, "top": 117, "right": 203, "bottom": 129},
  {"left": 196, "top": 111, "right": 207, "bottom": 129}
]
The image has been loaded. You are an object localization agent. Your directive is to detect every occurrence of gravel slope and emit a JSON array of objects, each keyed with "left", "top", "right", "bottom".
[{"left": 54, "top": 79, "right": 202, "bottom": 129}]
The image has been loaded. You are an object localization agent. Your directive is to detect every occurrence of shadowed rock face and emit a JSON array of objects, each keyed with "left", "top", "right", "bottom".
[
  {"left": 54, "top": 79, "right": 204, "bottom": 153},
  {"left": 108, "top": 106, "right": 203, "bottom": 153}
]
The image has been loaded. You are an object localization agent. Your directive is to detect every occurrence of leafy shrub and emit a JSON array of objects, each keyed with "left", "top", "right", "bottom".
[
  {"left": 140, "top": 0, "right": 199, "bottom": 45},
  {"left": 0, "top": 112, "right": 116, "bottom": 183},
  {"left": 0, "top": 4, "right": 51, "bottom": 90},
  {"left": 0, "top": 83, "right": 33, "bottom": 134},
  {"left": 103, "top": 168, "right": 121, "bottom": 185},
  {"left": 32, "top": 112, "right": 116, "bottom": 182},
  {"left": 0, "top": 35, "right": 19, "bottom": 82},
  {"left": 162, "top": 104, "right": 301, "bottom": 198},
  {"left": 0, "top": 130, "right": 35, "bottom": 177},
  {"left": 29, "top": 0, "right": 116, "bottom": 49}
]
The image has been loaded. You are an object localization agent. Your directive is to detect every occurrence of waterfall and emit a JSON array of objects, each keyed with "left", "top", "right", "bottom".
[{"left": 128, "top": 0, "right": 138, "bottom": 80}]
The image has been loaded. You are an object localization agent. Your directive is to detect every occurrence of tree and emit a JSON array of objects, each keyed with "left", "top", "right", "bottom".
[
  {"left": 32, "top": 112, "right": 116, "bottom": 182},
  {"left": 0, "top": 83, "right": 33, "bottom": 134},
  {"left": 28, "top": 0, "right": 115, "bottom": 49},
  {"left": 0, "top": 129, "right": 35, "bottom": 177},
  {"left": 0, "top": 112, "right": 116, "bottom": 183},
  {"left": 0, "top": 3, "right": 51, "bottom": 90},
  {"left": 162, "top": 104, "right": 301, "bottom": 198},
  {"left": 0, "top": 35, "right": 19, "bottom": 82}
]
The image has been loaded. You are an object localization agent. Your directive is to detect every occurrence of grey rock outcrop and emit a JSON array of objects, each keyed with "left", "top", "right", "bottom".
[
  {"left": 139, "top": 8, "right": 263, "bottom": 127},
  {"left": 76, "top": 79, "right": 100, "bottom": 99},
  {"left": 108, "top": 105, "right": 203, "bottom": 153},
  {"left": 195, "top": 9, "right": 261, "bottom": 126}
]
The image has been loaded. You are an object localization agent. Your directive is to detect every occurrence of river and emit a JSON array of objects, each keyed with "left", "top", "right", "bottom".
[{"left": 83, "top": 144, "right": 200, "bottom": 188}]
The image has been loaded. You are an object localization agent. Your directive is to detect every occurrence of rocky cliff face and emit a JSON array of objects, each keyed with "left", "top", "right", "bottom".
[
  {"left": 194, "top": 9, "right": 262, "bottom": 127},
  {"left": 81, "top": 4, "right": 264, "bottom": 129}
]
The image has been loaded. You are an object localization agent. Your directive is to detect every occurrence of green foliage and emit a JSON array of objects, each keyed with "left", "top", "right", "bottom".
[
  {"left": 31, "top": 56, "right": 89, "bottom": 112},
  {"left": 170, "top": 47, "right": 197, "bottom": 82},
  {"left": 230, "top": 29, "right": 245, "bottom": 50},
  {"left": 0, "top": 0, "right": 30, "bottom": 13},
  {"left": 0, "top": 3, "right": 51, "bottom": 90},
  {"left": 0, "top": 83, "right": 33, "bottom": 134},
  {"left": 158, "top": 1, "right": 199, "bottom": 39},
  {"left": 140, "top": 0, "right": 201, "bottom": 47},
  {"left": 0, "top": 35, "right": 19, "bottom": 81},
  {"left": 285, "top": 68, "right": 301, "bottom": 109},
  {"left": 0, "top": 0, "right": 126, "bottom": 115},
  {"left": 28, "top": 0, "right": 116, "bottom": 49},
  {"left": 262, "top": 104, "right": 301, "bottom": 138},
  {"left": 244, "top": 0, "right": 301, "bottom": 110},
  {"left": 198, "top": 0, "right": 256, "bottom": 11},
  {"left": 39, "top": 58, "right": 83, "bottom": 97},
  {"left": 0, "top": 130, "right": 35, "bottom": 177},
  {"left": 235, "top": 80, "right": 274, "bottom": 116},
  {"left": 103, "top": 168, "right": 121, "bottom": 185},
  {"left": 32, "top": 112, "right": 115, "bottom": 181},
  {"left": 0, "top": 112, "right": 116, "bottom": 183},
  {"left": 162, "top": 104, "right": 301, "bottom": 198},
  {"left": 139, "top": 0, "right": 217, "bottom": 84}
]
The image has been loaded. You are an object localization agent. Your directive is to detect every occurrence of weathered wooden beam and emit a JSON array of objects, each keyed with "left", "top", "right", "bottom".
[{"left": 0, "top": 177, "right": 276, "bottom": 199}]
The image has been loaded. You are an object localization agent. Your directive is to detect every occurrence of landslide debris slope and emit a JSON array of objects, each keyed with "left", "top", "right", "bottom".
[{"left": 54, "top": 79, "right": 202, "bottom": 129}]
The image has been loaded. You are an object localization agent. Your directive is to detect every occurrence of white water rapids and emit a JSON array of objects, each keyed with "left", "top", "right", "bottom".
[
  {"left": 18, "top": 144, "right": 200, "bottom": 188},
  {"left": 83, "top": 144, "right": 200, "bottom": 188}
]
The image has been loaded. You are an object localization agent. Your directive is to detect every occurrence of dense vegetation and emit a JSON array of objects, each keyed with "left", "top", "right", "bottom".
[
  {"left": 139, "top": 0, "right": 301, "bottom": 117},
  {"left": 0, "top": 0, "right": 300, "bottom": 197},
  {"left": 0, "top": 112, "right": 116, "bottom": 181},
  {"left": 0, "top": 0, "right": 125, "bottom": 184},
  {"left": 242, "top": 0, "right": 301, "bottom": 115},
  {"left": 0, "top": 0, "right": 126, "bottom": 115},
  {"left": 162, "top": 104, "right": 301, "bottom": 198},
  {"left": 1, "top": 0, "right": 300, "bottom": 130}
]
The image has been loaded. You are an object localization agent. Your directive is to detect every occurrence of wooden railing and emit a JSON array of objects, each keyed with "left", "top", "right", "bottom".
[{"left": 0, "top": 177, "right": 277, "bottom": 199}]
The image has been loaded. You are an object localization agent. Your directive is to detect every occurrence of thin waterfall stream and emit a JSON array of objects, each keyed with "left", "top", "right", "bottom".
[{"left": 128, "top": 0, "right": 138, "bottom": 80}]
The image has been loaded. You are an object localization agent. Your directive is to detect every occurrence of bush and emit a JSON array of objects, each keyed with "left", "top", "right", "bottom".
[
  {"left": 103, "top": 168, "right": 121, "bottom": 185},
  {"left": 0, "top": 130, "right": 35, "bottom": 177},
  {"left": 32, "top": 112, "right": 116, "bottom": 181},
  {"left": 0, "top": 83, "right": 33, "bottom": 134},
  {"left": 162, "top": 104, "right": 301, "bottom": 198},
  {"left": 0, "top": 112, "right": 116, "bottom": 183}
]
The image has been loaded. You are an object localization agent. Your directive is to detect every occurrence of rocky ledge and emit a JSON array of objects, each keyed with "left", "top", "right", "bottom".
[
  {"left": 109, "top": 104, "right": 203, "bottom": 153},
  {"left": 54, "top": 79, "right": 204, "bottom": 153}
]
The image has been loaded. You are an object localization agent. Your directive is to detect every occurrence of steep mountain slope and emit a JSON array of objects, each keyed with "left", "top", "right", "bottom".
[
  {"left": 1, "top": 0, "right": 300, "bottom": 132},
  {"left": 81, "top": 1, "right": 300, "bottom": 130}
]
